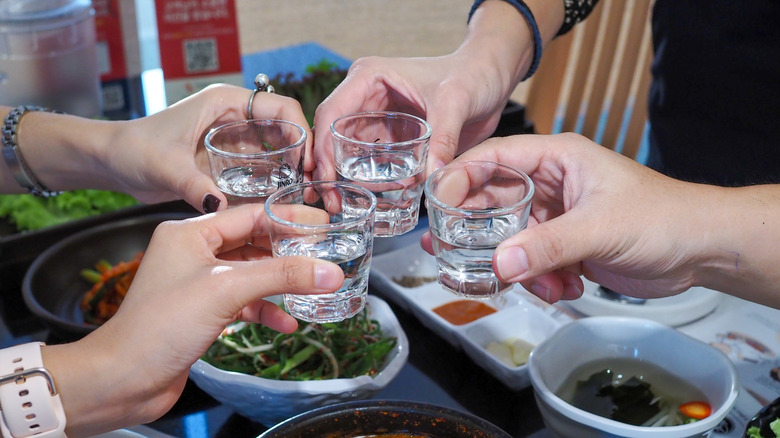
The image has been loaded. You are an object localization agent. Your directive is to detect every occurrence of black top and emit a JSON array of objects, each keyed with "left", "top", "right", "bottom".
[{"left": 646, "top": 0, "right": 780, "bottom": 187}]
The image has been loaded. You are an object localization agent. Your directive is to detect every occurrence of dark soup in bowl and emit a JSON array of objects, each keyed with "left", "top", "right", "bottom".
[{"left": 557, "top": 357, "right": 711, "bottom": 427}]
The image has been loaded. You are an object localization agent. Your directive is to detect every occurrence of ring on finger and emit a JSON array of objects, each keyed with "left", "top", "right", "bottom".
[{"left": 247, "top": 73, "right": 276, "bottom": 118}]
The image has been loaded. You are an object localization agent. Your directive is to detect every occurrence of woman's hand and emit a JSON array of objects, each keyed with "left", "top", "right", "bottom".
[
  {"left": 311, "top": 53, "right": 511, "bottom": 182},
  {"left": 102, "top": 84, "right": 312, "bottom": 212},
  {"left": 310, "top": 0, "right": 550, "bottom": 182},
  {"left": 43, "top": 205, "right": 344, "bottom": 437},
  {"left": 11, "top": 84, "right": 311, "bottom": 213}
]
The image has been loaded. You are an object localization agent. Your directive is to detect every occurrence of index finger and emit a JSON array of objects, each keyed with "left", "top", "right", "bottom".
[{"left": 182, "top": 204, "right": 270, "bottom": 255}]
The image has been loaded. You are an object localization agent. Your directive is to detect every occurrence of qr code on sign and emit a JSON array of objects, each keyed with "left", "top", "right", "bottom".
[{"left": 183, "top": 38, "right": 219, "bottom": 73}]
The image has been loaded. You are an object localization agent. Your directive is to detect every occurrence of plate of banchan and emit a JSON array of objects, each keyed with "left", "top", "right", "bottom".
[{"left": 369, "top": 239, "right": 562, "bottom": 391}]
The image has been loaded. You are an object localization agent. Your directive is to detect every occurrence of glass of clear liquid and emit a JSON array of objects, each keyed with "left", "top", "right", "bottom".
[
  {"left": 425, "top": 161, "right": 534, "bottom": 299},
  {"left": 331, "top": 111, "right": 431, "bottom": 237},
  {"left": 265, "top": 181, "right": 377, "bottom": 323},
  {"left": 205, "top": 119, "right": 306, "bottom": 207}
]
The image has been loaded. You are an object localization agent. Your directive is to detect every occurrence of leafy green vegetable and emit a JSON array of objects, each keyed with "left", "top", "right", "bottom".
[
  {"left": 749, "top": 418, "right": 780, "bottom": 438},
  {"left": 746, "top": 417, "right": 780, "bottom": 438},
  {"left": 0, "top": 190, "right": 138, "bottom": 232},
  {"left": 201, "top": 305, "right": 396, "bottom": 381},
  {"left": 572, "top": 369, "right": 661, "bottom": 426},
  {"left": 270, "top": 59, "right": 348, "bottom": 127}
]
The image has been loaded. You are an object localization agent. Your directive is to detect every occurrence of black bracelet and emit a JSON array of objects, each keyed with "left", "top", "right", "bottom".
[
  {"left": 1, "top": 105, "right": 62, "bottom": 198},
  {"left": 558, "top": 0, "right": 600, "bottom": 36},
  {"left": 468, "top": 0, "right": 543, "bottom": 81}
]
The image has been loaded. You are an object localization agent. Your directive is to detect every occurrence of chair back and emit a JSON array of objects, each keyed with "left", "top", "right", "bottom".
[{"left": 523, "top": 0, "right": 654, "bottom": 160}]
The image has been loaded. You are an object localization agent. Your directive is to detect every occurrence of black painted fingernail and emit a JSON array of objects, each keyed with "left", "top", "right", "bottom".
[{"left": 202, "top": 194, "right": 221, "bottom": 213}]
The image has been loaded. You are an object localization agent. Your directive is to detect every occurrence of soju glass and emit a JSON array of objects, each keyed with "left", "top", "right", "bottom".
[
  {"left": 425, "top": 161, "right": 534, "bottom": 299},
  {"left": 265, "top": 181, "right": 376, "bottom": 323},
  {"left": 205, "top": 119, "right": 305, "bottom": 207},
  {"left": 331, "top": 111, "right": 431, "bottom": 237}
]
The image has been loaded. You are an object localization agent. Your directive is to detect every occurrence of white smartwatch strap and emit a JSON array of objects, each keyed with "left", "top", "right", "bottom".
[{"left": 0, "top": 342, "right": 67, "bottom": 438}]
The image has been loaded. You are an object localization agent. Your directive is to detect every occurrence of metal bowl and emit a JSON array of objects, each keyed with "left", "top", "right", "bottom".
[
  {"left": 257, "top": 399, "right": 512, "bottom": 438},
  {"left": 22, "top": 212, "right": 195, "bottom": 341}
]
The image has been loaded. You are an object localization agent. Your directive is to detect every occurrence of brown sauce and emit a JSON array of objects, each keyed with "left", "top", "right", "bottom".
[{"left": 432, "top": 300, "right": 497, "bottom": 325}]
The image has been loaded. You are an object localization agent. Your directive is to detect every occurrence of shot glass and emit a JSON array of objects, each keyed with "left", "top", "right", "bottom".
[
  {"left": 265, "top": 181, "right": 377, "bottom": 323},
  {"left": 205, "top": 119, "right": 306, "bottom": 207},
  {"left": 425, "top": 161, "right": 534, "bottom": 299},
  {"left": 331, "top": 111, "right": 431, "bottom": 237}
]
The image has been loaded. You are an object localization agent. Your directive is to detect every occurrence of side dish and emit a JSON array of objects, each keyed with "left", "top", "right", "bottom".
[
  {"left": 559, "top": 357, "right": 712, "bottom": 427},
  {"left": 0, "top": 190, "right": 137, "bottom": 232},
  {"left": 202, "top": 306, "right": 397, "bottom": 381},
  {"left": 432, "top": 300, "right": 497, "bottom": 325},
  {"left": 80, "top": 252, "right": 143, "bottom": 324},
  {"left": 747, "top": 418, "right": 780, "bottom": 438},
  {"left": 485, "top": 337, "right": 535, "bottom": 367}
]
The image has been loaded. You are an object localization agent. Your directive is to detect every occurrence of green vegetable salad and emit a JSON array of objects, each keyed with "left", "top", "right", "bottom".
[
  {"left": 0, "top": 190, "right": 138, "bottom": 232},
  {"left": 747, "top": 418, "right": 780, "bottom": 438},
  {"left": 202, "top": 306, "right": 396, "bottom": 381}
]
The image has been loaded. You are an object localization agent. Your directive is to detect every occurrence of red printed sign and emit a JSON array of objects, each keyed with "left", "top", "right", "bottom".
[
  {"left": 94, "top": 0, "right": 128, "bottom": 80},
  {"left": 155, "top": 0, "right": 242, "bottom": 79}
]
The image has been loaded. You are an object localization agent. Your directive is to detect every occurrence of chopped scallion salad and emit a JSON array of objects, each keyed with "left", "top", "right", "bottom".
[{"left": 201, "top": 305, "right": 396, "bottom": 381}]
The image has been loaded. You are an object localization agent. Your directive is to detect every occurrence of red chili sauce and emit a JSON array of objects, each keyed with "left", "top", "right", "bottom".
[{"left": 432, "top": 300, "right": 497, "bottom": 325}]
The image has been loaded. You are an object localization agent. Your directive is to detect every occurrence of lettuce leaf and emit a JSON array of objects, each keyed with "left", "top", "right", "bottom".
[{"left": 0, "top": 190, "right": 138, "bottom": 232}]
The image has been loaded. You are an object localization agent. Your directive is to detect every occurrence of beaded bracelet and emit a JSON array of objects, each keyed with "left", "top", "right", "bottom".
[
  {"left": 468, "top": 0, "right": 543, "bottom": 81},
  {"left": 1, "top": 105, "right": 62, "bottom": 197}
]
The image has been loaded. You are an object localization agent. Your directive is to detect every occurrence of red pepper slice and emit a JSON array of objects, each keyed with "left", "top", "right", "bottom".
[{"left": 679, "top": 401, "right": 712, "bottom": 420}]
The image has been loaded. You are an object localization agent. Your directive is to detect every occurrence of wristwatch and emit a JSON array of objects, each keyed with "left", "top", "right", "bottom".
[{"left": 0, "top": 342, "right": 67, "bottom": 437}]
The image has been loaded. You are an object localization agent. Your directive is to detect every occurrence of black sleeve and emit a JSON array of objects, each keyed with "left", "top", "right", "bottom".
[{"left": 558, "top": 0, "right": 600, "bottom": 36}]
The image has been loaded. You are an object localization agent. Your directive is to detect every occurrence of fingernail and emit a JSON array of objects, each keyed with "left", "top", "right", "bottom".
[
  {"left": 564, "top": 283, "right": 584, "bottom": 300},
  {"left": 202, "top": 194, "right": 221, "bottom": 213},
  {"left": 532, "top": 283, "right": 553, "bottom": 303},
  {"left": 495, "top": 247, "right": 529, "bottom": 281},
  {"left": 314, "top": 263, "right": 343, "bottom": 291}
]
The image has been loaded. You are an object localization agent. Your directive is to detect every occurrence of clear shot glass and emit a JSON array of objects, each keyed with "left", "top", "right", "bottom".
[
  {"left": 205, "top": 119, "right": 306, "bottom": 207},
  {"left": 265, "top": 181, "right": 377, "bottom": 323},
  {"left": 425, "top": 161, "right": 534, "bottom": 299},
  {"left": 331, "top": 111, "right": 431, "bottom": 237}
]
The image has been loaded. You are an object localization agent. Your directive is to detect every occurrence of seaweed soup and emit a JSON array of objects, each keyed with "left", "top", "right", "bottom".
[{"left": 556, "top": 357, "right": 709, "bottom": 427}]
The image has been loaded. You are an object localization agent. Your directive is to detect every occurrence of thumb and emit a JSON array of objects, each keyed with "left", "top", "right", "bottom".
[
  {"left": 184, "top": 174, "right": 227, "bottom": 213},
  {"left": 494, "top": 214, "right": 596, "bottom": 284}
]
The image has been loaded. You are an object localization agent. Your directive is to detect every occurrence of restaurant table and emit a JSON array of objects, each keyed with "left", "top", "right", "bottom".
[{"left": 0, "top": 201, "right": 550, "bottom": 438}]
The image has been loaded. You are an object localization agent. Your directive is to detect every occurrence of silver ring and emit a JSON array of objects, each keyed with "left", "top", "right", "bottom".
[{"left": 247, "top": 73, "right": 276, "bottom": 118}]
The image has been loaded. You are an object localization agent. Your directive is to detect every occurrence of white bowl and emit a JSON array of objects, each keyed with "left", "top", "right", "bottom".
[
  {"left": 188, "top": 295, "right": 409, "bottom": 427},
  {"left": 528, "top": 316, "right": 739, "bottom": 438}
]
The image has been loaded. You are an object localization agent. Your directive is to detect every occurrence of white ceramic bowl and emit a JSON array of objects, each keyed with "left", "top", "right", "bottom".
[
  {"left": 188, "top": 295, "right": 409, "bottom": 427},
  {"left": 528, "top": 316, "right": 739, "bottom": 438}
]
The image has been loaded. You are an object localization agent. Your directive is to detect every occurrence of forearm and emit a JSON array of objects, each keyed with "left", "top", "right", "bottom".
[
  {"left": 692, "top": 184, "right": 780, "bottom": 307},
  {"left": 1, "top": 105, "right": 118, "bottom": 194},
  {"left": 459, "top": 0, "right": 564, "bottom": 94}
]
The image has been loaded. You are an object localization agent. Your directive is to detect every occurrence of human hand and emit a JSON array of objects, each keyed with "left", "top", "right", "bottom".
[
  {"left": 421, "top": 133, "right": 708, "bottom": 304},
  {"left": 103, "top": 84, "right": 311, "bottom": 212},
  {"left": 46, "top": 205, "right": 344, "bottom": 436},
  {"left": 311, "top": 53, "right": 513, "bottom": 182}
]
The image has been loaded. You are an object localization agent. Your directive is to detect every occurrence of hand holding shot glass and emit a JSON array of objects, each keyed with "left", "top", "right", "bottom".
[
  {"left": 205, "top": 119, "right": 306, "bottom": 207},
  {"left": 265, "top": 181, "right": 377, "bottom": 323},
  {"left": 331, "top": 111, "right": 431, "bottom": 237},
  {"left": 425, "top": 161, "right": 534, "bottom": 299}
]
